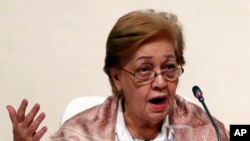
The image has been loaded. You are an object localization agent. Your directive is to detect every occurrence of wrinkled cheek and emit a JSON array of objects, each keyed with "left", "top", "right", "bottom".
[
  {"left": 166, "top": 94, "right": 175, "bottom": 111},
  {"left": 168, "top": 82, "right": 178, "bottom": 99}
]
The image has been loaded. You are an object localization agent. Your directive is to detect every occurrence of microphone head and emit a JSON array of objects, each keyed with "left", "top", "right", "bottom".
[{"left": 192, "top": 85, "right": 204, "bottom": 102}]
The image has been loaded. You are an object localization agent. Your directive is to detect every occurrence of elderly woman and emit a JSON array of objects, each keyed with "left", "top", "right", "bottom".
[{"left": 7, "top": 9, "right": 229, "bottom": 141}]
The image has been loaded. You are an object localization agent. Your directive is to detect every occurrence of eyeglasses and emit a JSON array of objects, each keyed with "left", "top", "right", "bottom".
[{"left": 120, "top": 65, "right": 184, "bottom": 84}]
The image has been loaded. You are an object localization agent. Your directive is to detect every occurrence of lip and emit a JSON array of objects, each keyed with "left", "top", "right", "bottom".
[{"left": 148, "top": 96, "right": 167, "bottom": 111}]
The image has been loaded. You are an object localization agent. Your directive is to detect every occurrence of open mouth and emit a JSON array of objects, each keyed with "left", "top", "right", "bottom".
[{"left": 149, "top": 97, "right": 167, "bottom": 104}]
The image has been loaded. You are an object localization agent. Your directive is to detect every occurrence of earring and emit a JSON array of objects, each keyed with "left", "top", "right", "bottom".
[{"left": 118, "top": 91, "right": 124, "bottom": 98}]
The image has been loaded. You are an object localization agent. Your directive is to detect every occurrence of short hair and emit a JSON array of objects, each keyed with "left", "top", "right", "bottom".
[{"left": 104, "top": 9, "right": 185, "bottom": 95}]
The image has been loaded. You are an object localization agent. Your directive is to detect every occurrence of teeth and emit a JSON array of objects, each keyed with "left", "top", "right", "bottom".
[{"left": 149, "top": 97, "right": 166, "bottom": 104}]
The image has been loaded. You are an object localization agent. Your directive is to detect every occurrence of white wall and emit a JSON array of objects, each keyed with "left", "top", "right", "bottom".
[{"left": 1, "top": 1, "right": 250, "bottom": 140}]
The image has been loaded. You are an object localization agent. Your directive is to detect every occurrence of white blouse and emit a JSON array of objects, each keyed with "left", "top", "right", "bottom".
[{"left": 115, "top": 99, "right": 171, "bottom": 141}]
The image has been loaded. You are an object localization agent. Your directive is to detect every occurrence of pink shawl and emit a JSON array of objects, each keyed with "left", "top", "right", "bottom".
[{"left": 48, "top": 95, "right": 229, "bottom": 141}]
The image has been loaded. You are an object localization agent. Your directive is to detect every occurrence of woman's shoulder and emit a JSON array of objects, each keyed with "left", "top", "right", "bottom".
[
  {"left": 172, "top": 94, "right": 229, "bottom": 141},
  {"left": 63, "top": 95, "right": 119, "bottom": 125},
  {"left": 49, "top": 95, "right": 119, "bottom": 140}
]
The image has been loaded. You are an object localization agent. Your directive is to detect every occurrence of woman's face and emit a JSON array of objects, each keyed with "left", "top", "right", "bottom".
[{"left": 113, "top": 35, "right": 179, "bottom": 124}]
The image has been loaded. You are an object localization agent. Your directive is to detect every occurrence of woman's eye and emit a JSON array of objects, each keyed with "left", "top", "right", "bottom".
[
  {"left": 139, "top": 67, "right": 149, "bottom": 72},
  {"left": 137, "top": 65, "right": 152, "bottom": 73},
  {"left": 165, "top": 64, "right": 176, "bottom": 70}
]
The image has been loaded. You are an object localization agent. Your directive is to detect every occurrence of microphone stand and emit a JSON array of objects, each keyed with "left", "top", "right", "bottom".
[
  {"left": 192, "top": 86, "right": 221, "bottom": 141},
  {"left": 199, "top": 98, "right": 221, "bottom": 141}
]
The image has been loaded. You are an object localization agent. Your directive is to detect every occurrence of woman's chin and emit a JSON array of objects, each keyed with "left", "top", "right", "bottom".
[{"left": 147, "top": 111, "right": 168, "bottom": 123}]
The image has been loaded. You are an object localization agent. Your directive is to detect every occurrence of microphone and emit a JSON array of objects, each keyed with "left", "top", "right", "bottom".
[{"left": 192, "top": 86, "right": 221, "bottom": 141}]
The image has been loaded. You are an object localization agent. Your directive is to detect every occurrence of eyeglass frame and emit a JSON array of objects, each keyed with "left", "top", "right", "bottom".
[{"left": 120, "top": 66, "right": 184, "bottom": 84}]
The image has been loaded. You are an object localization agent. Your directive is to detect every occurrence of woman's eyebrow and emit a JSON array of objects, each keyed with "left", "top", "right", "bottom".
[
  {"left": 135, "top": 54, "right": 175, "bottom": 62},
  {"left": 164, "top": 54, "right": 175, "bottom": 59},
  {"left": 135, "top": 56, "right": 152, "bottom": 61}
]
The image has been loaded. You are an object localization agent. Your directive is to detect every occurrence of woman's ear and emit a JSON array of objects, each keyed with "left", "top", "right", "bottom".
[{"left": 109, "top": 68, "right": 122, "bottom": 91}]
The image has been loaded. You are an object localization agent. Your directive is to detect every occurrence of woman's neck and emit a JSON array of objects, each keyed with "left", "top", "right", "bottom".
[{"left": 123, "top": 112, "right": 163, "bottom": 140}]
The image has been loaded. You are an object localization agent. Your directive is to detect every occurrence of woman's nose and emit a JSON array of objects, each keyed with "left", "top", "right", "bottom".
[{"left": 151, "top": 73, "right": 167, "bottom": 90}]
